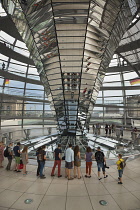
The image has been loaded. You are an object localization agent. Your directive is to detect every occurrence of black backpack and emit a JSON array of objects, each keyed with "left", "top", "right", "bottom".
[
  {"left": 38, "top": 150, "right": 45, "bottom": 161},
  {"left": 95, "top": 151, "right": 104, "bottom": 163},
  {"left": 4, "top": 146, "right": 9, "bottom": 157},
  {"left": 120, "top": 160, "right": 126, "bottom": 169}
]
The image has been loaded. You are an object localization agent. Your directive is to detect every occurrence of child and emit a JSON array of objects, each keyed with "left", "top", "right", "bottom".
[{"left": 116, "top": 154, "right": 124, "bottom": 184}]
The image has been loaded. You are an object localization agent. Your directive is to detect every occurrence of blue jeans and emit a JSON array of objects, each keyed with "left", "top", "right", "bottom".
[
  {"left": 118, "top": 169, "right": 123, "bottom": 178},
  {"left": 97, "top": 162, "right": 105, "bottom": 172},
  {"left": 40, "top": 161, "right": 45, "bottom": 177}
]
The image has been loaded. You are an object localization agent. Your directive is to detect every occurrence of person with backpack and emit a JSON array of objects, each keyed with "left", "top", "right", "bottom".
[
  {"left": 5, "top": 142, "right": 13, "bottom": 170},
  {"left": 38, "top": 145, "right": 47, "bottom": 179},
  {"left": 116, "top": 154, "right": 125, "bottom": 184},
  {"left": 95, "top": 147, "right": 108, "bottom": 180},
  {"left": 0, "top": 142, "right": 5, "bottom": 168},
  {"left": 13, "top": 142, "right": 21, "bottom": 172}
]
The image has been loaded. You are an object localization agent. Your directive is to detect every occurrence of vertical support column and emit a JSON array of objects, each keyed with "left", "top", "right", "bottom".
[
  {"left": 102, "top": 90, "right": 105, "bottom": 125},
  {"left": 118, "top": 56, "right": 127, "bottom": 126},
  {"left": 42, "top": 87, "right": 45, "bottom": 128},
  {"left": 21, "top": 63, "right": 29, "bottom": 128},
  {"left": 0, "top": 39, "right": 16, "bottom": 129}
]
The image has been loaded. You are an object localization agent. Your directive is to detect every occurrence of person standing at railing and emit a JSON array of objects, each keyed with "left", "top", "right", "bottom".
[
  {"left": 51, "top": 144, "right": 62, "bottom": 178},
  {"left": 92, "top": 124, "right": 95, "bottom": 134},
  {"left": 2, "top": 62, "right": 5, "bottom": 70},
  {"left": 105, "top": 124, "right": 108, "bottom": 135},
  {"left": 120, "top": 126, "right": 124, "bottom": 137},
  {"left": 109, "top": 125, "right": 111, "bottom": 136}
]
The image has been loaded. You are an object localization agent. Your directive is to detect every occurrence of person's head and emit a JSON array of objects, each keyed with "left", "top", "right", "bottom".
[
  {"left": 97, "top": 146, "right": 101, "bottom": 151},
  {"left": 58, "top": 144, "right": 61, "bottom": 148},
  {"left": 9, "top": 142, "right": 13, "bottom": 147},
  {"left": 42, "top": 145, "right": 46, "bottom": 150},
  {"left": 86, "top": 146, "right": 91, "bottom": 153},
  {"left": 22, "top": 145, "right": 28, "bottom": 153},
  {"left": 37, "top": 147, "right": 42, "bottom": 152},
  {"left": 69, "top": 144, "right": 72, "bottom": 148},
  {"left": 74, "top": 145, "right": 79, "bottom": 156},
  {"left": 118, "top": 154, "right": 122, "bottom": 159},
  {"left": 17, "top": 142, "right": 20, "bottom": 146}
]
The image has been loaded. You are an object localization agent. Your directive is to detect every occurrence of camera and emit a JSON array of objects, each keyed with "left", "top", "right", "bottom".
[{"left": 104, "top": 164, "right": 109, "bottom": 169}]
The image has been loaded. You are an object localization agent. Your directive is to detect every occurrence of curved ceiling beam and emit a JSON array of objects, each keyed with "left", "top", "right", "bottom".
[
  {"left": 116, "top": 51, "right": 140, "bottom": 77},
  {"left": 0, "top": 16, "right": 23, "bottom": 41},
  {"left": 107, "top": 64, "right": 140, "bottom": 73},
  {"left": 0, "top": 92, "right": 49, "bottom": 103},
  {"left": 116, "top": 38, "right": 140, "bottom": 53},
  {"left": 100, "top": 85, "right": 140, "bottom": 91},
  {"left": 0, "top": 69, "right": 42, "bottom": 85},
  {"left": 0, "top": 42, "right": 34, "bottom": 65}
]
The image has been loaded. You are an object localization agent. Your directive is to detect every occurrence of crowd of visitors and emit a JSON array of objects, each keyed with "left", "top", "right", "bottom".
[
  {"left": 0, "top": 141, "right": 126, "bottom": 184},
  {"left": 0, "top": 142, "right": 119, "bottom": 183}
]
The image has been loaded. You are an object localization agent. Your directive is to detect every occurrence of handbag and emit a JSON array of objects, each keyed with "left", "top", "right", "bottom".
[
  {"left": 19, "top": 159, "right": 23, "bottom": 169},
  {"left": 62, "top": 156, "right": 65, "bottom": 160}
]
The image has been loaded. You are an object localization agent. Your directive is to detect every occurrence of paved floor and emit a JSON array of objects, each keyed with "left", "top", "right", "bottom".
[{"left": 0, "top": 157, "right": 140, "bottom": 210}]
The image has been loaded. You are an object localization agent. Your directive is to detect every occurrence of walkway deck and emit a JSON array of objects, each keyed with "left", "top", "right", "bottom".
[{"left": 0, "top": 157, "right": 140, "bottom": 210}]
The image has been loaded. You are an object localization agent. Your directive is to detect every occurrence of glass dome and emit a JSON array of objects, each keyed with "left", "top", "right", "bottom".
[{"left": 0, "top": 1, "right": 140, "bottom": 156}]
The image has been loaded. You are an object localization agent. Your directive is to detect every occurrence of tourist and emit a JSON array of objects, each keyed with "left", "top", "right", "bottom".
[
  {"left": 51, "top": 144, "right": 62, "bottom": 177},
  {"left": 38, "top": 145, "right": 47, "bottom": 179},
  {"left": 109, "top": 125, "right": 111, "bottom": 135},
  {"left": 74, "top": 145, "right": 81, "bottom": 179},
  {"left": 21, "top": 146, "right": 28, "bottom": 175},
  {"left": 96, "top": 123, "right": 101, "bottom": 135},
  {"left": 133, "top": 127, "right": 137, "bottom": 132},
  {"left": 0, "top": 142, "right": 5, "bottom": 168},
  {"left": 92, "top": 124, "right": 95, "bottom": 134},
  {"left": 85, "top": 146, "right": 94, "bottom": 178},
  {"left": 112, "top": 124, "right": 115, "bottom": 133},
  {"left": 105, "top": 124, "right": 108, "bottom": 135},
  {"left": 65, "top": 144, "right": 74, "bottom": 180},
  {"left": 87, "top": 124, "right": 90, "bottom": 133},
  {"left": 116, "top": 154, "right": 124, "bottom": 184},
  {"left": 6, "top": 142, "right": 13, "bottom": 170},
  {"left": 13, "top": 142, "right": 21, "bottom": 172},
  {"left": 95, "top": 147, "right": 108, "bottom": 180},
  {"left": 120, "top": 126, "right": 124, "bottom": 137},
  {"left": 83, "top": 87, "right": 87, "bottom": 96},
  {"left": 36, "top": 147, "right": 42, "bottom": 176},
  {"left": 87, "top": 89, "right": 92, "bottom": 98}
]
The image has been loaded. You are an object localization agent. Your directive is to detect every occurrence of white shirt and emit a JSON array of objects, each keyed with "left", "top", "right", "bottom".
[{"left": 65, "top": 148, "right": 74, "bottom": 162}]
